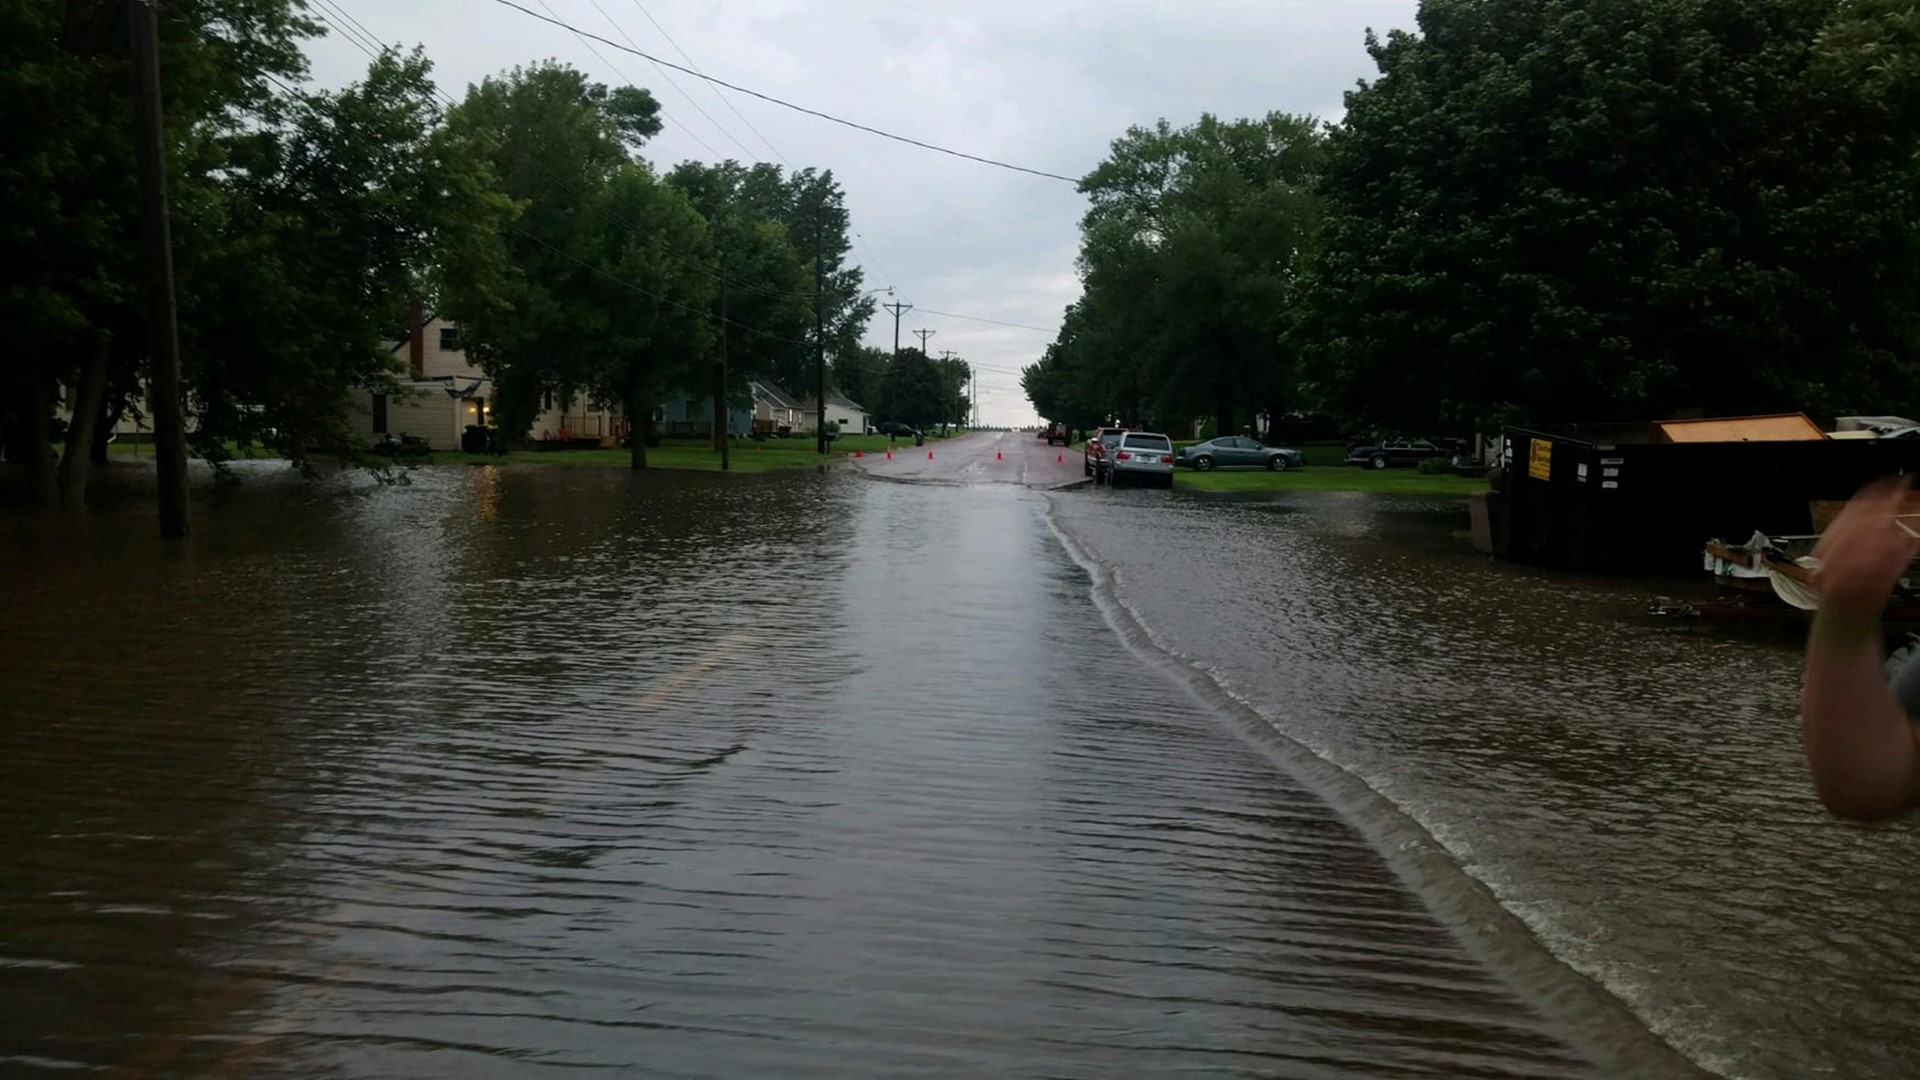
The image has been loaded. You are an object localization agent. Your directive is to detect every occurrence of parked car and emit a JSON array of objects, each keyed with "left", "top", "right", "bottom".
[
  {"left": 876, "top": 421, "right": 922, "bottom": 438},
  {"left": 1084, "top": 426, "right": 1127, "bottom": 479},
  {"left": 1177, "top": 437, "right": 1303, "bottom": 472},
  {"left": 1347, "top": 438, "right": 1448, "bottom": 470},
  {"left": 1109, "top": 431, "right": 1176, "bottom": 488},
  {"left": 1042, "top": 422, "right": 1071, "bottom": 446}
]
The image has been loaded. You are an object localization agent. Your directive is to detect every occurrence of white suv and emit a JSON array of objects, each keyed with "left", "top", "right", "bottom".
[{"left": 1109, "top": 431, "right": 1175, "bottom": 488}]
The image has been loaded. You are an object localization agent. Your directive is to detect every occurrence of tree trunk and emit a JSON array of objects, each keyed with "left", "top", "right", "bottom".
[
  {"left": 23, "top": 379, "right": 57, "bottom": 509},
  {"left": 628, "top": 396, "right": 649, "bottom": 470},
  {"left": 710, "top": 360, "right": 726, "bottom": 453},
  {"left": 91, "top": 403, "right": 116, "bottom": 464},
  {"left": 59, "top": 334, "right": 111, "bottom": 510}
]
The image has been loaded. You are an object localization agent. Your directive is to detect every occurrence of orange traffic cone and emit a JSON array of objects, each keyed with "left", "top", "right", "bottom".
[
  {"left": 996, "top": 450, "right": 1003, "bottom": 460},
  {"left": 885, "top": 450, "right": 892, "bottom": 461},
  {"left": 928, "top": 450, "right": 934, "bottom": 460},
  {"left": 1056, "top": 453, "right": 1063, "bottom": 464},
  {"left": 855, "top": 449, "right": 864, "bottom": 458}
]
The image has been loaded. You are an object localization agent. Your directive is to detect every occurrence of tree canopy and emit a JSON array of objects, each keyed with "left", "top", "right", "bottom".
[
  {"left": 1026, "top": 113, "right": 1327, "bottom": 437},
  {"left": 1294, "top": 0, "right": 1920, "bottom": 431}
]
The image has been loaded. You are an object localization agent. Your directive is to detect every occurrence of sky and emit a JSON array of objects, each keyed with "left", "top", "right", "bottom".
[{"left": 300, "top": 0, "right": 1423, "bottom": 427}]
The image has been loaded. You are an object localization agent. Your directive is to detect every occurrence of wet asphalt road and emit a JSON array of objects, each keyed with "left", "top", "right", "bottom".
[
  {"left": 0, "top": 445, "right": 1716, "bottom": 1077},
  {"left": 851, "top": 429, "right": 1087, "bottom": 487}
]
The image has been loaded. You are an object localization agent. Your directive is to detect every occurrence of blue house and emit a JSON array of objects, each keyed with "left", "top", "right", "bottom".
[{"left": 659, "top": 390, "right": 754, "bottom": 438}]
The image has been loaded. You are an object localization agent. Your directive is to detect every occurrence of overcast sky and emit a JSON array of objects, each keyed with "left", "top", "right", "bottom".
[{"left": 302, "top": 0, "right": 1421, "bottom": 426}]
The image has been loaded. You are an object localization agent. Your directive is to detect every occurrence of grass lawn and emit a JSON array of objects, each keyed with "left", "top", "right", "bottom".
[
  {"left": 425, "top": 432, "right": 962, "bottom": 474},
  {"left": 1177, "top": 466, "right": 1485, "bottom": 497}
]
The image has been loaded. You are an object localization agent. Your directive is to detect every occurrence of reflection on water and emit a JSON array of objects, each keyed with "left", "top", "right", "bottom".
[
  {"left": 1, "top": 465, "right": 1613, "bottom": 1077},
  {"left": 1048, "top": 486, "right": 1920, "bottom": 1080}
]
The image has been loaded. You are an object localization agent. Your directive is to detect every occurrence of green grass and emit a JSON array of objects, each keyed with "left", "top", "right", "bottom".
[
  {"left": 423, "top": 433, "right": 962, "bottom": 474},
  {"left": 1177, "top": 466, "right": 1485, "bottom": 497}
]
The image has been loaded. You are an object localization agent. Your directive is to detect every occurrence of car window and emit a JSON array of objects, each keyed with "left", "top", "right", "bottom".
[
  {"left": 1236, "top": 438, "right": 1259, "bottom": 449},
  {"left": 1410, "top": 440, "right": 1437, "bottom": 450},
  {"left": 1123, "top": 434, "right": 1172, "bottom": 451},
  {"left": 1101, "top": 432, "right": 1124, "bottom": 446}
]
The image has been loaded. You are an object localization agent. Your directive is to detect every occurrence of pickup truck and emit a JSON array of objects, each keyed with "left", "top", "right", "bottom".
[
  {"left": 1084, "top": 427, "right": 1127, "bottom": 481},
  {"left": 1041, "top": 423, "right": 1071, "bottom": 446}
]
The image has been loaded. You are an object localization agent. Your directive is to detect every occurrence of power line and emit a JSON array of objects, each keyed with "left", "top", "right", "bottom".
[
  {"left": 916, "top": 307, "right": 1057, "bottom": 333},
  {"left": 487, "top": 0, "right": 1081, "bottom": 183},
  {"left": 626, "top": 0, "right": 791, "bottom": 166},
  {"left": 583, "top": 0, "right": 759, "bottom": 160},
  {"left": 529, "top": 0, "right": 727, "bottom": 161},
  {"left": 312, "top": 0, "right": 385, "bottom": 56},
  {"left": 310, "top": 0, "right": 387, "bottom": 60}
]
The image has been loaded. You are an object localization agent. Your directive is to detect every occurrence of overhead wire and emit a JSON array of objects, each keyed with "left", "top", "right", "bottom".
[
  {"left": 626, "top": 0, "right": 791, "bottom": 166},
  {"left": 487, "top": 0, "right": 1081, "bottom": 183},
  {"left": 582, "top": 0, "right": 759, "bottom": 161},
  {"left": 530, "top": 0, "right": 727, "bottom": 161}
]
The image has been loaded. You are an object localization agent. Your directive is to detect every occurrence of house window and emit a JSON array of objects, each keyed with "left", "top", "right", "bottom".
[
  {"left": 542, "top": 389, "right": 555, "bottom": 411},
  {"left": 438, "top": 327, "right": 459, "bottom": 352},
  {"left": 371, "top": 393, "right": 388, "bottom": 434}
]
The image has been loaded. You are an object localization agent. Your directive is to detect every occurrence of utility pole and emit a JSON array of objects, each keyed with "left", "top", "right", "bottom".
[
  {"left": 917, "top": 326, "right": 940, "bottom": 430},
  {"left": 131, "top": 0, "right": 190, "bottom": 538},
  {"left": 718, "top": 272, "right": 730, "bottom": 471},
  {"left": 939, "top": 349, "right": 959, "bottom": 431},
  {"left": 814, "top": 232, "right": 827, "bottom": 455},
  {"left": 881, "top": 300, "right": 912, "bottom": 442}
]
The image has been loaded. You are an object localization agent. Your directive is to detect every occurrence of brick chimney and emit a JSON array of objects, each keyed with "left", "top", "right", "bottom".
[{"left": 408, "top": 296, "right": 425, "bottom": 380}]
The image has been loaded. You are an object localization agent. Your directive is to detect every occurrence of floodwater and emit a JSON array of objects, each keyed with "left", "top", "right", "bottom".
[
  {"left": 1047, "top": 478, "right": 1920, "bottom": 1080},
  {"left": 0, "top": 435, "right": 1908, "bottom": 1078}
]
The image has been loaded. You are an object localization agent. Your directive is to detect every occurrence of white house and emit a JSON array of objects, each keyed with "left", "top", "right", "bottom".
[
  {"left": 348, "top": 308, "right": 624, "bottom": 449},
  {"left": 792, "top": 390, "right": 869, "bottom": 435}
]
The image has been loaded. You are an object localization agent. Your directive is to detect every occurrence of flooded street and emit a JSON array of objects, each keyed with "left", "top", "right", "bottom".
[{"left": 1, "top": 434, "right": 1911, "bottom": 1077}]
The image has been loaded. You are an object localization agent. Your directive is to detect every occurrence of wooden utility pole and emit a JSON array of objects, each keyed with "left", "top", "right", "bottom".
[
  {"left": 814, "top": 236, "right": 827, "bottom": 455},
  {"left": 719, "top": 274, "right": 730, "bottom": 472},
  {"left": 881, "top": 299, "right": 912, "bottom": 442},
  {"left": 131, "top": 0, "right": 190, "bottom": 537}
]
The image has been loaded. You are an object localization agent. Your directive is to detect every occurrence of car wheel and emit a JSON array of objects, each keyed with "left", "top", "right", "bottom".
[
  {"left": 1370, "top": 454, "right": 1388, "bottom": 470},
  {"left": 1193, "top": 455, "right": 1214, "bottom": 472},
  {"left": 1160, "top": 474, "right": 1174, "bottom": 490},
  {"left": 1267, "top": 455, "right": 1287, "bottom": 471},
  {"left": 1110, "top": 470, "right": 1125, "bottom": 490}
]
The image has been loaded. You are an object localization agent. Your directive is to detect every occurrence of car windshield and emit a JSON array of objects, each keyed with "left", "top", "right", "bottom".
[
  {"left": 1122, "top": 434, "right": 1172, "bottom": 451},
  {"left": 1101, "top": 432, "right": 1124, "bottom": 446}
]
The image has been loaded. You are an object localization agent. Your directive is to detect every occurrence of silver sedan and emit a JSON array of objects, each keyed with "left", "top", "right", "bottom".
[{"left": 1176, "top": 437, "right": 1304, "bottom": 471}]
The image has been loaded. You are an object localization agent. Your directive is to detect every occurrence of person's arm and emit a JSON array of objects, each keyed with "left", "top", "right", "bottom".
[{"left": 1802, "top": 479, "right": 1920, "bottom": 821}]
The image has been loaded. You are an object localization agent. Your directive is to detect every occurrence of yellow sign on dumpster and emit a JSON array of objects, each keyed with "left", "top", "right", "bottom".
[{"left": 1528, "top": 438, "right": 1552, "bottom": 480}]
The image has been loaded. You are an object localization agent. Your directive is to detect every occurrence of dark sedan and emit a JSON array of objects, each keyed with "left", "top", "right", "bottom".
[
  {"left": 1176, "top": 437, "right": 1304, "bottom": 471},
  {"left": 1346, "top": 438, "right": 1448, "bottom": 469}
]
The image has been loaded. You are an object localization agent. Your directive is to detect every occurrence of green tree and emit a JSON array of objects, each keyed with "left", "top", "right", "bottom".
[
  {"left": 1, "top": 0, "right": 315, "bottom": 504},
  {"left": 1032, "top": 113, "right": 1325, "bottom": 437},
  {"left": 830, "top": 345, "right": 890, "bottom": 413},
  {"left": 666, "top": 160, "right": 814, "bottom": 446},
  {"left": 575, "top": 165, "right": 715, "bottom": 468},
  {"left": 873, "top": 347, "right": 944, "bottom": 430},
  {"left": 180, "top": 48, "right": 511, "bottom": 465},
  {"left": 1296, "top": 0, "right": 1920, "bottom": 431},
  {"left": 440, "top": 62, "right": 665, "bottom": 442}
]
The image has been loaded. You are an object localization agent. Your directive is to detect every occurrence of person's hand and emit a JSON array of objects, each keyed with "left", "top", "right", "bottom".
[{"left": 1812, "top": 477, "right": 1920, "bottom": 634}]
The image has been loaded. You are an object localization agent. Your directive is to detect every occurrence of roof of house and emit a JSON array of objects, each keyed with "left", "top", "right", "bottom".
[
  {"left": 795, "top": 389, "right": 868, "bottom": 412},
  {"left": 751, "top": 380, "right": 804, "bottom": 410},
  {"left": 1647, "top": 413, "right": 1826, "bottom": 444}
]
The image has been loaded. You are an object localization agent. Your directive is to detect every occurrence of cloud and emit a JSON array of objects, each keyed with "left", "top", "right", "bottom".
[{"left": 302, "top": 0, "right": 1421, "bottom": 425}]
